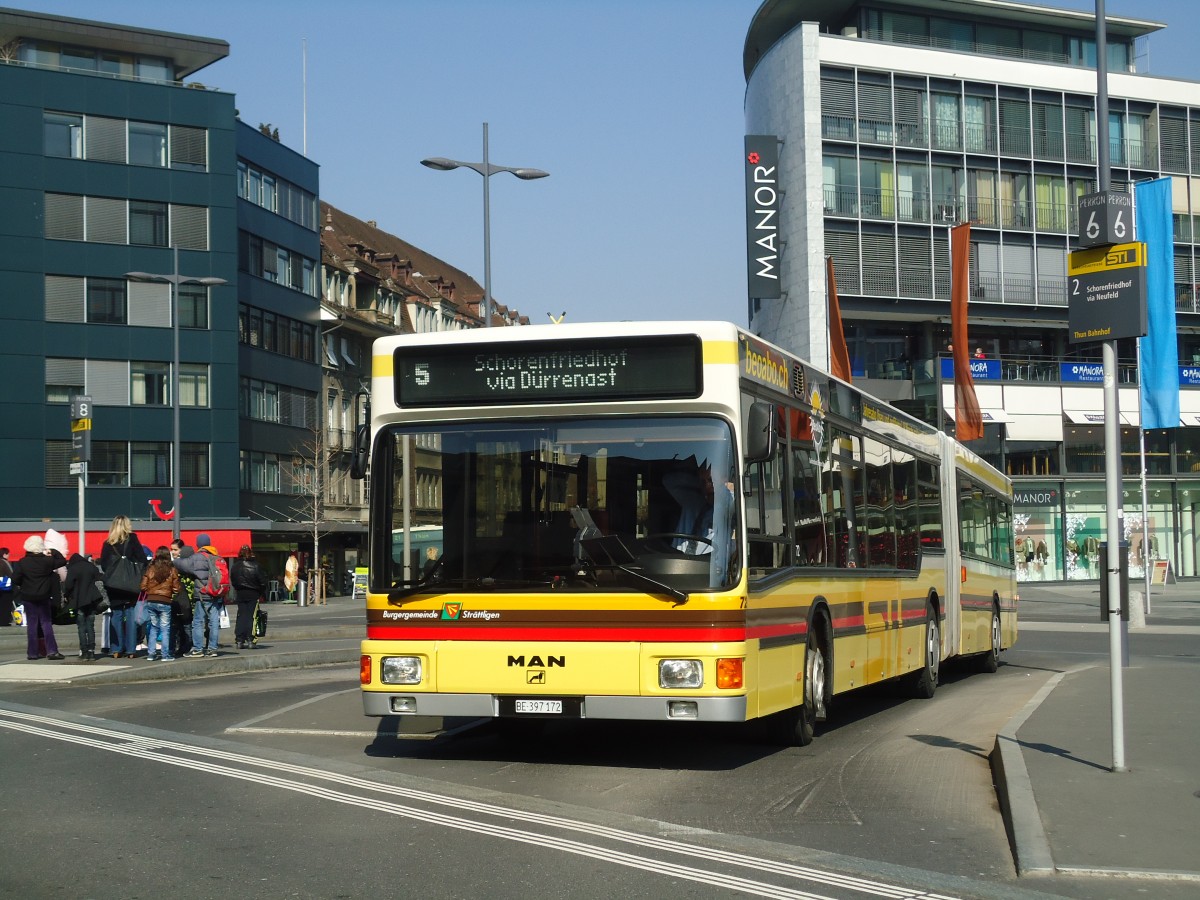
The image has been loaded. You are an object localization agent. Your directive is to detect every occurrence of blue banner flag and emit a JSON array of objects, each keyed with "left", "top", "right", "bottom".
[{"left": 1136, "top": 178, "right": 1179, "bottom": 429}]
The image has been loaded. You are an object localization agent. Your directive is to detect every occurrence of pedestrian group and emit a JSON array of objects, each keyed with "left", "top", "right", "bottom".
[{"left": 5, "top": 516, "right": 292, "bottom": 663}]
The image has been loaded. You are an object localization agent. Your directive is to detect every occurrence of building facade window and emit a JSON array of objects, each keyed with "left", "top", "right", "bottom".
[
  {"left": 128, "top": 120, "right": 167, "bottom": 167},
  {"left": 179, "top": 364, "right": 210, "bottom": 407},
  {"left": 237, "top": 231, "right": 318, "bottom": 297},
  {"left": 237, "top": 159, "right": 318, "bottom": 230},
  {"left": 41, "top": 109, "right": 207, "bottom": 170},
  {"left": 131, "top": 441, "right": 170, "bottom": 486},
  {"left": 129, "top": 199, "right": 168, "bottom": 246},
  {"left": 238, "top": 303, "right": 318, "bottom": 362},
  {"left": 87, "top": 278, "right": 127, "bottom": 324},
  {"left": 240, "top": 450, "right": 282, "bottom": 493},
  {"left": 44, "top": 111, "right": 83, "bottom": 158},
  {"left": 44, "top": 194, "right": 208, "bottom": 250},
  {"left": 182, "top": 442, "right": 210, "bottom": 488},
  {"left": 131, "top": 361, "right": 170, "bottom": 405},
  {"left": 177, "top": 284, "right": 209, "bottom": 329}
]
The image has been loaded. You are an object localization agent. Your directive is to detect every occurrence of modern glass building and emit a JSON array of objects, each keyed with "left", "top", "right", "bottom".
[{"left": 744, "top": 0, "right": 1200, "bottom": 582}]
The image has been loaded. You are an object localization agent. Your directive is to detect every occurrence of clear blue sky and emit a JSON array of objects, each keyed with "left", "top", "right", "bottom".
[{"left": 31, "top": 0, "right": 1199, "bottom": 326}]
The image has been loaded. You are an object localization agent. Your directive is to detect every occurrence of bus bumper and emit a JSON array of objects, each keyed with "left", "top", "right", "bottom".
[{"left": 362, "top": 692, "right": 747, "bottom": 722}]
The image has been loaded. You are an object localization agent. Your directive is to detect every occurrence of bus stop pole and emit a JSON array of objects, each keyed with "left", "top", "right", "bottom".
[{"left": 1096, "top": 0, "right": 1127, "bottom": 773}]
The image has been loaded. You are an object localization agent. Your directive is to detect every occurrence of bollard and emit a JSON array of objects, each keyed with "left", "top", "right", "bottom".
[
  {"left": 1129, "top": 590, "right": 1146, "bottom": 629},
  {"left": 297, "top": 581, "right": 308, "bottom": 607}
]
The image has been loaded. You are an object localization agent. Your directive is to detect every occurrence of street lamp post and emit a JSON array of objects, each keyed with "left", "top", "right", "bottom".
[
  {"left": 126, "top": 247, "right": 227, "bottom": 540},
  {"left": 421, "top": 122, "right": 548, "bottom": 327}
]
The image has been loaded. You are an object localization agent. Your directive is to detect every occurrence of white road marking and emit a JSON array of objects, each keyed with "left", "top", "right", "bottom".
[{"left": 0, "top": 706, "right": 960, "bottom": 900}]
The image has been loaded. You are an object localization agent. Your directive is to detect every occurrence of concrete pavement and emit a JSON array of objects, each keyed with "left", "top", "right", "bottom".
[
  {"left": 3, "top": 582, "right": 1199, "bottom": 889},
  {"left": 994, "top": 580, "right": 1200, "bottom": 887},
  {"left": 0, "top": 594, "right": 362, "bottom": 683}
]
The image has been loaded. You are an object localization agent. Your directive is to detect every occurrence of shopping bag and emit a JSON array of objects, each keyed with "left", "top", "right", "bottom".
[
  {"left": 254, "top": 606, "right": 267, "bottom": 638},
  {"left": 133, "top": 598, "right": 148, "bottom": 626},
  {"left": 218, "top": 607, "right": 230, "bottom": 629},
  {"left": 12, "top": 603, "right": 24, "bottom": 627},
  {"left": 103, "top": 555, "right": 144, "bottom": 594}
]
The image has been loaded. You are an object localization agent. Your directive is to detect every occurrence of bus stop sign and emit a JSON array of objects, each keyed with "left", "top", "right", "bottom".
[{"left": 1067, "top": 242, "right": 1147, "bottom": 344}]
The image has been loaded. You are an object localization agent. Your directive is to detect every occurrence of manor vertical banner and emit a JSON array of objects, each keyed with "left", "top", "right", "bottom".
[{"left": 744, "top": 135, "right": 781, "bottom": 300}]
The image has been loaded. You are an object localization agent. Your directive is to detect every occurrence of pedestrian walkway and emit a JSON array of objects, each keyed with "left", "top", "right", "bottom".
[
  {"left": 0, "top": 594, "right": 362, "bottom": 683},
  {"left": 995, "top": 580, "right": 1200, "bottom": 889}
]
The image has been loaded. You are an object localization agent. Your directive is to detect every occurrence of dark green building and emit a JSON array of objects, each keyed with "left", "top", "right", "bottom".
[{"left": 0, "top": 8, "right": 321, "bottom": 565}]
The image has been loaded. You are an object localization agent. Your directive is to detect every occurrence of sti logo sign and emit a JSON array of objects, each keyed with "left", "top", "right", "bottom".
[{"left": 744, "top": 135, "right": 781, "bottom": 300}]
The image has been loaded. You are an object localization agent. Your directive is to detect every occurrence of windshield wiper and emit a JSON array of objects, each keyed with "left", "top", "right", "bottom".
[{"left": 578, "top": 536, "right": 689, "bottom": 606}]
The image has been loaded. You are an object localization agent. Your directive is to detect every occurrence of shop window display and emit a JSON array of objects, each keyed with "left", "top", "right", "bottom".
[{"left": 1013, "top": 483, "right": 1061, "bottom": 581}]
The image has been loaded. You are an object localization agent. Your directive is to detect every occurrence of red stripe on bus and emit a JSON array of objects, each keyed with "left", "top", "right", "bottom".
[
  {"left": 746, "top": 621, "right": 808, "bottom": 640},
  {"left": 366, "top": 626, "right": 749, "bottom": 643}
]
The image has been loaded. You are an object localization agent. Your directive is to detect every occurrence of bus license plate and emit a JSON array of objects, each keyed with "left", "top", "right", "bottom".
[{"left": 514, "top": 699, "right": 562, "bottom": 715}]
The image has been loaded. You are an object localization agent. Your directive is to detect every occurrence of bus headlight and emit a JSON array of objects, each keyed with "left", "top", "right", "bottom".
[
  {"left": 381, "top": 656, "right": 423, "bottom": 685},
  {"left": 659, "top": 659, "right": 703, "bottom": 689}
]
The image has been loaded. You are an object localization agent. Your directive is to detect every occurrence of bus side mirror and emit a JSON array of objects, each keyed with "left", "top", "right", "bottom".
[
  {"left": 744, "top": 401, "right": 776, "bottom": 463},
  {"left": 349, "top": 424, "right": 370, "bottom": 480}
]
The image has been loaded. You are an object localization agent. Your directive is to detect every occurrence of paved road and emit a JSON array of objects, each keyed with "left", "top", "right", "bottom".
[{"left": 3, "top": 583, "right": 1198, "bottom": 898}]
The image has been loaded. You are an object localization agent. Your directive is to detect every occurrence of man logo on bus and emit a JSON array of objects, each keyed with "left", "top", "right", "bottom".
[
  {"left": 527, "top": 670, "right": 546, "bottom": 684},
  {"left": 441, "top": 602, "right": 462, "bottom": 620}
]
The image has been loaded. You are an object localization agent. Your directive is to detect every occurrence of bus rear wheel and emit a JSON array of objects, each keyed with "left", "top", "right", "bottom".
[
  {"left": 977, "top": 606, "right": 1001, "bottom": 674},
  {"left": 911, "top": 602, "right": 939, "bottom": 699}
]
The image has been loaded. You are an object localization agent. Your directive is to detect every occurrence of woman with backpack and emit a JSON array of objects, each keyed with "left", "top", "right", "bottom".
[
  {"left": 230, "top": 544, "right": 267, "bottom": 649},
  {"left": 175, "top": 534, "right": 223, "bottom": 658}
]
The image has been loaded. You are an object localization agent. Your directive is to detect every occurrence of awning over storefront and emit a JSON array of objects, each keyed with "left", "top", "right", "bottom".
[
  {"left": 943, "top": 406, "right": 1008, "bottom": 423},
  {"left": 1063, "top": 409, "right": 1141, "bottom": 426},
  {"left": 1063, "top": 409, "right": 1106, "bottom": 425},
  {"left": 1005, "top": 414, "right": 1064, "bottom": 441}
]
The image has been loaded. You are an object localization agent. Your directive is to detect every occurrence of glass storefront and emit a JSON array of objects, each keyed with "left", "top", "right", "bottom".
[
  {"left": 1013, "top": 478, "right": 1187, "bottom": 582},
  {"left": 1013, "top": 483, "right": 1063, "bottom": 582}
]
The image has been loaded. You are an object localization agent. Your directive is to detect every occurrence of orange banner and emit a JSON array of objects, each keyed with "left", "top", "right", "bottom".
[
  {"left": 950, "top": 223, "right": 982, "bottom": 441},
  {"left": 827, "top": 257, "right": 852, "bottom": 383}
]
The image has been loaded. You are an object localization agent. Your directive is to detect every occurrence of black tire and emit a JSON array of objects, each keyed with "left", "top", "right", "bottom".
[
  {"left": 977, "top": 605, "right": 1001, "bottom": 674},
  {"left": 911, "top": 601, "right": 940, "bottom": 699},
  {"left": 764, "top": 617, "right": 826, "bottom": 747}
]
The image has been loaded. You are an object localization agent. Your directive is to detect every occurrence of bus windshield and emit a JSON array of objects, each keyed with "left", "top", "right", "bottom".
[{"left": 382, "top": 416, "right": 738, "bottom": 597}]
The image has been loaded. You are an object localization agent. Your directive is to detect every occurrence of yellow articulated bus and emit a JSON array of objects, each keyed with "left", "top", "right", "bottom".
[{"left": 353, "top": 321, "right": 1016, "bottom": 744}]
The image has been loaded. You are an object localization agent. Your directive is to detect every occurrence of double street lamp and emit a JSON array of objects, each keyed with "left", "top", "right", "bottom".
[
  {"left": 421, "top": 122, "right": 548, "bottom": 327},
  {"left": 126, "top": 246, "right": 227, "bottom": 539}
]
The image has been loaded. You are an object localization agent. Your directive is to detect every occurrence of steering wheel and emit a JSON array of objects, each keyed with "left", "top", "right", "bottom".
[{"left": 640, "top": 532, "right": 714, "bottom": 553}]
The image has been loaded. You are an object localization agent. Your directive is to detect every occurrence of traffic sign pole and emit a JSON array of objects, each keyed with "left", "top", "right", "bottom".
[{"left": 70, "top": 394, "right": 92, "bottom": 557}]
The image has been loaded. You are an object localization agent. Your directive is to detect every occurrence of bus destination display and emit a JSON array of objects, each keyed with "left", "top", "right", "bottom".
[{"left": 395, "top": 335, "right": 702, "bottom": 407}]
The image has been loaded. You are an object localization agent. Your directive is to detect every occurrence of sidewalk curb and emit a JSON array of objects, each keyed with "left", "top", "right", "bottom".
[
  {"left": 993, "top": 663, "right": 1200, "bottom": 884},
  {"left": 991, "top": 668, "right": 1068, "bottom": 876},
  {"left": 0, "top": 646, "right": 358, "bottom": 685}
]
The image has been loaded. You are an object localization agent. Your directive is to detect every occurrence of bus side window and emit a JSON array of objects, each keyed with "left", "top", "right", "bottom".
[
  {"left": 917, "top": 460, "right": 942, "bottom": 550},
  {"left": 746, "top": 442, "right": 790, "bottom": 576},
  {"left": 894, "top": 452, "right": 919, "bottom": 569},
  {"left": 791, "top": 443, "right": 824, "bottom": 566}
]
